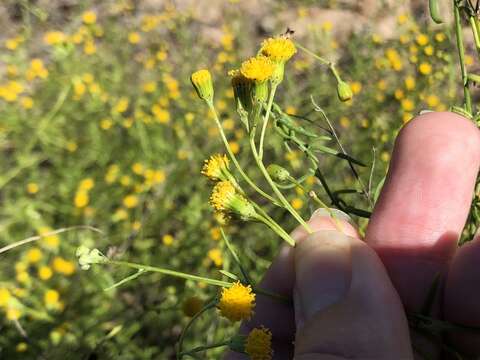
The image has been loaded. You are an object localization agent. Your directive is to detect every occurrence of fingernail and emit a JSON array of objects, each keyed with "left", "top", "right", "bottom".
[
  {"left": 294, "top": 231, "right": 352, "bottom": 326},
  {"left": 310, "top": 208, "right": 352, "bottom": 224}
]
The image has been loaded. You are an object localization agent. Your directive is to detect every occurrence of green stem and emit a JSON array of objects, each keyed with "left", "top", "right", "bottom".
[
  {"left": 453, "top": 0, "right": 473, "bottom": 114},
  {"left": 108, "top": 260, "right": 231, "bottom": 287},
  {"left": 255, "top": 211, "right": 295, "bottom": 246},
  {"left": 179, "top": 341, "right": 230, "bottom": 357},
  {"left": 249, "top": 134, "right": 312, "bottom": 233},
  {"left": 253, "top": 286, "right": 292, "bottom": 305},
  {"left": 177, "top": 301, "right": 217, "bottom": 360},
  {"left": 258, "top": 83, "right": 278, "bottom": 159},
  {"left": 470, "top": 16, "right": 480, "bottom": 53},
  {"left": 207, "top": 102, "right": 277, "bottom": 204}
]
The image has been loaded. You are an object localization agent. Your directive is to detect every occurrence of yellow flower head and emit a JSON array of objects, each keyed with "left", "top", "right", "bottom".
[
  {"left": 418, "top": 62, "right": 432, "bottom": 75},
  {"left": 240, "top": 56, "right": 275, "bottom": 83},
  {"left": 260, "top": 37, "right": 296, "bottom": 63},
  {"left": 218, "top": 281, "right": 255, "bottom": 322},
  {"left": 201, "top": 154, "right": 230, "bottom": 181},
  {"left": 245, "top": 326, "right": 273, "bottom": 360},
  {"left": 210, "top": 181, "right": 236, "bottom": 212},
  {"left": 191, "top": 69, "right": 214, "bottom": 102}
]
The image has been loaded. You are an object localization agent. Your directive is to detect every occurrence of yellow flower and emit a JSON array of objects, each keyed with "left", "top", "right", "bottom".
[
  {"left": 39, "top": 227, "right": 60, "bottom": 249},
  {"left": 27, "top": 182, "right": 39, "bottom": 194},
  {"left": 394, "top": 89, "right": 404, "bottom": 100},
  {"left": 350, "top": 81, "right": 362, "bottom": 95},
  {"left": 142, "top": 81, "right": 157, "bottom": 93},
  {"left": 201, "top": 154, "right": 230, "bottom": 181},
  {"left": 75, "top": 190, "right": 89, "bottom": 208},
  {"left": 240, "top": 56, "right": 275, "bottom": 82},
  {"left": 7, "top": 307, "right": 21, "bottom": 320},
  {"left": 123, "top": 194, "right": 139, "bottom": 208},
  {"left": 208, "top": 248, "right": 223, "bottom": 267},
  {"left": 416, "top": 34, "right": 429, "bottom": 46},
  {"left": 44, "top": 289, "right": 60, "bottom": 307},
  {"left": 100, "top": 118, "right": 113, "bottom": 130},
  {"left": 0, "top": 288, "right": 11, "bottom": 307},
  {"left": 21, "top": 96, "right": 34, "bottom": 109},
  {"left": 260, "top": 37, "right": 296, "bottom": 63},
  {"left": 52, "top": 257, "right": 76, "bottom": 275},
  {"left": 418, "top": 62, "right": 432, "bottom": 75},
  {"left": 426, "top": 94, "right": 440, "bottom": 108},
  {"left": 26, "top": 247, "right": 43, "bottom": 263},
  {"left": 38, "top": 266, "right": 53, "bottom": 280},
  {"left": 162, "top": 234, "right": 174, "bottom": 246},
  {"left": 43, "top": 31, "right": 65, "bottom": 45},
  {"left": 424, "top": 45, "right": 434, "bottom": 56},
  {"left": 82, "top": 11, "right": 97, "bottom": 25},
  {"left": 291, "top": 198, "right": 304, "bottom": 210},
  {"left": 16, "top": 342, "right": 27, "bottom": 352},
  {"left": 83, "top": 41, "right": 96, "bottom": 55},
  {"left": 229, "top": 141, "right": 240, "bottom": 154},
  {"left": 397, "top": 14, "right": 408, "bottom": 25},
  {"left": 191, "top": 69, "right": 214, "bottom": 102},
  {"left": 218, "top": 281, "right": 255, "bottom": 321},
  {"left": 435, "top": 32, "right": 446, "bottom": 42},
  {"left": 245, "top": 326, "right": 273, "bottom": 360},
  {"left": 401, "top": 99, "right": 415, "bottom": 112},
  {"left": 79, "top": 178, "right": 95, "bottom": 191},
  {"left": 128, "top": 32, "right": 141, "bottom": 44},
  {"left": 405, "top": 76, "right": 415, "bottom": 90},
  {"left": 114, "top": 97, "right": 129, "bottom": 113}
]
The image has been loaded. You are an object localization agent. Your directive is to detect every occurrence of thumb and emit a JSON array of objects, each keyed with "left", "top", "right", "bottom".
[{"left": 294, "top": 223, "right": 413, "bottom": 359}]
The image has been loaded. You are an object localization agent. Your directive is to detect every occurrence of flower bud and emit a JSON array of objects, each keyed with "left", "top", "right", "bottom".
[
  {"left": 267, "top": 164, "right": 290, "bottom": 182},
  {"left": 336, "top": 80, "right": 353, "bottom": 102},
  {"left": 191, "top": 69, "right": 214, "bottom": 102},
  {"left": 210, "top": 181, "right": 257, "bottom": 221}
]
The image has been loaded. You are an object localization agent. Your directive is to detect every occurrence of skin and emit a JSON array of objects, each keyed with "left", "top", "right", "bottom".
[{"left": 225, "top": 112, "right": 480, "bottom": 359}]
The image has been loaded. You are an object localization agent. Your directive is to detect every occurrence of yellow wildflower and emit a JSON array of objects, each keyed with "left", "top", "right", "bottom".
[
  {"left": 0, "top": 288, "right": 11, "bottom": 307},
  {"left": 128, "top": 32, "right": 141, "bottom": 44},
  {"left": 44, "top": 289, "right": 60, "bottom": 307},
  {"left": 27, "top": 182, "right": 39, "bottom": 194},
  {"left": 43, "top": 31, "right": 65, "bottom": 45},
  {"left": 240, "top": 56, "right": 274, "bottom": 82},
  {"left": 26, "top": 247, "right": 43, "bottom": 263},
  {"left": 82, "top": 11, "right": 97, "bottom": 25},
  {"left": 401, "top": 99, "right": 415, "bottom": 112},
  {"left": 75, "top": 190, "right": 89, "bottom": 208},
  {"left": 291, "top": 198, "right": 304, "bottom": 210},
  {"left": 123, "top": 194, "right": 139, "bottom": 208},
  {"left": 7, "top": 307, "right": 21, "bottom": 321},
  {"left": 208, "top": 248, "right": 223, "bottom": 267},
  {"left": 38, "top": 266, "right": 53, "bottom": 280},
  {"left": 79, "top": 178, "right": 95, "bottom": 191},
  {"left": 416, "top": 34, "right": 429, "bottom": 46},
  {"left": 405, "top": 76, "right": 415, "bottom": 90},
  {"left": 201, "top": 154, "right": 230, "bottom": 181},
  {"left": 16, "top": 343, "right": 27, "bottom": 352},
  {"left": 260, "top": 37, "right": 296, "bottom": 63},
  {"left": 245, "top": 326, "right": 273, "bottom": 360},
  {"left": 419, "top": 62, "right": 432, "bottom": 75},
  {"left": 162, "top": 234, "right": 174, "bottom": 246},
  {"left": 52, "top": 257, "right": 76, "bottom": 276},
  {"left": 39, "top": 227, "right": 60, "bottom": 249},
  {"left": 218, "top": 281, "right": 255, "bottom": 321}
]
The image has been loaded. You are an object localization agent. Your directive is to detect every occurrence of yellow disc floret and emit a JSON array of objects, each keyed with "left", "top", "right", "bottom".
[
  {"left": 218, "top": 281, "right": 255, "bottom": 322},
  {"left": 260, "top": 37, "right": 296, "bottom": 63},
  {"left": 245, "top": 326, "right": 273, "bottom": 360},
  {"left": 201, "top": 154, "right": 230, "bottom": 181},
  {"left": 240, "top": 56, "right": 275, "bottom": 83}
]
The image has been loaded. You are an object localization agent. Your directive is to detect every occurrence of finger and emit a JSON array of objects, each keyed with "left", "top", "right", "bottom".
[
  {"left": 365, "top": 112, "right": 480, "bottom": 311},
  {"left": 224, "top": 208, "right": 358, "bottom": 360},
  {"left": 444, "top": 232, "right": 480, "bottom": 356},
  {"left": 294, "top": 230, "right": 412, "bottom": 359}
]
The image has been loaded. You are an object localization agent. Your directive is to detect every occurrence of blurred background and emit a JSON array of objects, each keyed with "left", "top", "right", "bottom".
[{"left": 0, "top": 0, "right": 468, "bottom": 359}]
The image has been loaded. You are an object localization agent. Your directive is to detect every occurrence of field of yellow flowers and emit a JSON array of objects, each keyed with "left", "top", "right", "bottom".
[{"left": 0, "top": 0, "right": 465, "bottom": 358}]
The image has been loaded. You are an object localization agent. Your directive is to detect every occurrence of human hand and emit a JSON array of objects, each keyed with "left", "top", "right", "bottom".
[{"left": 225, "top": 112, "right": 480, "bottom": 359}]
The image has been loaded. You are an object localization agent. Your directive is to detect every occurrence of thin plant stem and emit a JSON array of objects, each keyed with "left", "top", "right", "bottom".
[
  {"left": 207, "top": 101, "right": 277, "bottom": 204},
  {"left": 249, "top": 133, "right": 313, "bottom": 233},
  {"left": 177, "top": 301, "right": 217, "bottom": 360},
  {"left": 108, "top": 260, "right": 231, "bottom": 287},
  {"left": 454, "top": 0, "right": 473, "bottom": 114},
  {"left": 258, "top": 83, "right": 278, "bottom": 159}
]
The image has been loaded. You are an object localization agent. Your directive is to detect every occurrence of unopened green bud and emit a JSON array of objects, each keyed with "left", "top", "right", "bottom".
[
  {"left": 252, "top": 81, "right": 269, "bottom": 103},
  {"left": 337, "top": 80, "right": 353, "bottom": 102},
  {"left": 210, "top": 181, "right": 258, "bottom": 221},
  {"left": 270, "top": 62, "right": 285, "bottom": 85},
  {"left": 191, "top": 69, "right": 214, "bottom": 102},
  {"left": 229, "top": 69, "right": 252, "bottom": 112},
  {"left": 267, "top": 164, "right": 290, "bottom": 182},
  {"left": 76, "top": 245, "right": 108, "bottom": 270}
]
